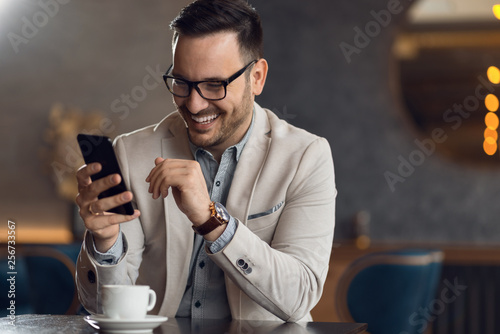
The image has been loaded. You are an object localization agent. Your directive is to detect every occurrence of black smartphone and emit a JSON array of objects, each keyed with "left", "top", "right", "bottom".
[{"left": 77, "top": 134, "right": 135, "bottom": 215}]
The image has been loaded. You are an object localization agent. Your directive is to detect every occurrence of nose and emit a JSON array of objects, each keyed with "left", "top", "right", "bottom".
[{"left": 183, "top": 87, "right": 210, "bottom": 114}]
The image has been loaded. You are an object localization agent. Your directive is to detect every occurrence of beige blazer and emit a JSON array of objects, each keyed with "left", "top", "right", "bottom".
[{"left": 76, "top": 103, "right": 336, "bottom": 322}]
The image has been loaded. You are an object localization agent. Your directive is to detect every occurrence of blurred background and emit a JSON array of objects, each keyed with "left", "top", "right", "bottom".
[
  {"left": 1, "top": 0, "right": 500, "bottom": 332},
  {"left": 2, "top": 0, "right": 500, "bottom": 244}
]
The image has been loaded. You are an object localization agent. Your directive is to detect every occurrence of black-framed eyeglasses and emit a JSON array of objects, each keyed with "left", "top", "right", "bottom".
[{"left": 162, "top": 60, "right": 258, "bottom": 101}]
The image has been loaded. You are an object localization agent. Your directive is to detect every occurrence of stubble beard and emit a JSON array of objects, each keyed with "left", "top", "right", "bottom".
[{"left": 178, "top": 83, "right": 253, "bottom": 150}]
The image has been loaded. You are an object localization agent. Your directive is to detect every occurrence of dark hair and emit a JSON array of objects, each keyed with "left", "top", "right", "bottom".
[{"left": 170, "top": 0, "right": 263, "bottom": 62}]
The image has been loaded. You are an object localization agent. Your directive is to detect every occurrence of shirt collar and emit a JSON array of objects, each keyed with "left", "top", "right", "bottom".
[{"left": 189, "top": 108, "right": 255, "bottom": 162}]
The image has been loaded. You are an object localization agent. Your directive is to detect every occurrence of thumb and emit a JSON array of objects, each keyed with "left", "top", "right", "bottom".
[{"left": 154, "top": 157, "right": 165, "bottom": 166}]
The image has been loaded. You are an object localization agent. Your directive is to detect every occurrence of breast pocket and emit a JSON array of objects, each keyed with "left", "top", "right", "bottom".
[{"left": 246, "top": 201, "right": 284, "bottom": 244}]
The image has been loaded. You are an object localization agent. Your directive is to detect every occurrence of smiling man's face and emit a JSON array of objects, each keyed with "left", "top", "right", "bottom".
[{"left": 171, "top": 32, "right": 255, "bottom": 158}]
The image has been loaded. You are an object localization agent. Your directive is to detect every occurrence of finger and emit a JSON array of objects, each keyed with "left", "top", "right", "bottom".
[
  {"left": 147, "top": 159, "right": 188, "bottom": 186},
  {"left": 106, "top": 209, "right": 141, "bottom": 225},
  {"left": 89, "top": 190, "right": 134, "bottom": 215},
  {"left": 146, "top": 167, "right": 157, "bottom": 193},
  {"left": 80, "top": 174, "right": 122, "bottom": 202},
  {"left": 147, "top": 159, "right": 168, "bottom": 195},
  {"left": 154, "top": 176, "right": 171, "bottom": 200},
  {"left": 145, "top": 165, "right": 157, "bottom": 184},
  {"left": 76, "top": 163, "right": 102, "bottom": 182},
  {"left": 149, "top": 162, "right": 195, "bottom": 199},
  {"left": 151, "top": 175, "right": 170, "bottom": 199},
  {"left": 145, "top": 157, "right": 165, "bottom": 183},
  {"left": 92, "top": 209, "right": 141, "bottom": 226},
  {"left": 150, "top": 173, "right": 164, "bottom": 200},
  {"left": 76, "top": 164, "right": 101, "bottom": 194},
  {"left": 85, "top": 210, "right": 141, "bottom": 235},
  {"left": 76, "top": 163, "right": 102, "bottom": 188},
  {"left": 147, "top": 159, "right": 202, "bottom": 196},
  {"left": 147, "top": 161, "right": 176, "bottom": 199}
]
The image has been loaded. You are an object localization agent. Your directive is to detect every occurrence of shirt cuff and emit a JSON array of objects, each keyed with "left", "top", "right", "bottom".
[
  {"left": 91, "top": 228, "right": 125, "bottom": 265},
  {"left": 206, "top": 216, "right": 237, "bottom": 254}
]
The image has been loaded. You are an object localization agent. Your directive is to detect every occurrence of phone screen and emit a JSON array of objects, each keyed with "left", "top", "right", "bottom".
[{"left": 77, "top": 134, "right": 135, "bottom": 215}]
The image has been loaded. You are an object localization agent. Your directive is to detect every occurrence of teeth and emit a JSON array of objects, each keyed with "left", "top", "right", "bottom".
[{"left": 191, "top": 114, "right": 219, "bottom": 124}]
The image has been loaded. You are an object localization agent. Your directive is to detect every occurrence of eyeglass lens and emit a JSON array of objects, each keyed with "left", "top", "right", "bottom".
[{"left": 165, "top": 78, "right": 226, "bottom": 100}]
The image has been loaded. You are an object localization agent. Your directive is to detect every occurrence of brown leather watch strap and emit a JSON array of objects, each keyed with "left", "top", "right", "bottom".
[{"left": 192, "top": 216, "right": 225, "bottom": 235}]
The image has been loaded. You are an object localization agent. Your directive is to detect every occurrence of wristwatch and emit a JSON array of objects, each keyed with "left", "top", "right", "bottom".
[{"left": 192, "top": 202, "right": 230, "bottom": 235}]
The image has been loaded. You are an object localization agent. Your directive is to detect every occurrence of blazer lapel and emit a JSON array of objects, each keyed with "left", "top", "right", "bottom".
[
  {"left": 226, "top": 104, "right": 272, "bottom": 225},
  {"left": 157, "top": 114, "right": 196, "bottom": 317}
]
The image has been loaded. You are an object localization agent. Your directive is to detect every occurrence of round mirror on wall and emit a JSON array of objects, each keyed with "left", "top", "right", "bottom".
[{"left": 393, "top": 0, "right": 500, "bottom": 166}]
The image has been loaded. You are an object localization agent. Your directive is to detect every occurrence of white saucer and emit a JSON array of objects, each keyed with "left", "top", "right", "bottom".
[{"left": 84, "top": 315, "right": 168, "bottom": 334}]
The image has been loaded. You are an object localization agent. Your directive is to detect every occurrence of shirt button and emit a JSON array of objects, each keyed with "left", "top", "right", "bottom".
[
  {"left": 199, "top": 261, "right": 205, "bottom": 269},
  {"left": 215, "top": 181, "right": 221, "bottom": 187},
  {"left": 195, "top": 300, "right": 201, "bottom": 308}
]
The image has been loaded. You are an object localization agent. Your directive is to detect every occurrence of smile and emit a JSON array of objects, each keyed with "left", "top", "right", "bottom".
[{"left": 191, "top": 113, "right": 219, "bottom": 124}]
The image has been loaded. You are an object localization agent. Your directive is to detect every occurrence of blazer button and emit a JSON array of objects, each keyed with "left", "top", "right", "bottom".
[
  {"left": 87, "top": 270, "right": 96, "bottom": 284},
  {"left": 237, "top": 258, "right": 252, "bottom": 274}
]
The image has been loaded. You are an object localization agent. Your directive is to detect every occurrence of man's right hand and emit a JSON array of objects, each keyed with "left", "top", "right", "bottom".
[{"left": 75, "top": 162, "right": 140, "bottom": 253}]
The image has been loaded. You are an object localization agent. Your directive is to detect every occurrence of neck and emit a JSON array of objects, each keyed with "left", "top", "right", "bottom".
[{"left": 205, "top": 110, "right": 253, "bottom": 163}]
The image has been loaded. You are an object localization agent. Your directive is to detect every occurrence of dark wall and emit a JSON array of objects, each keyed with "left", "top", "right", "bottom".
[
  {"left": 251, "top": 0, "right": 500, "bottom": 243},
  {"left": 1, "top": 0, "right": 500, "bottom": 243}
]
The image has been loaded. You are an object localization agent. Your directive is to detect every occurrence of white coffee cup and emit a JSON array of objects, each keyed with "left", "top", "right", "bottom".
[{"left": 101, "top": 285, "right": 156, "bottom": 320}]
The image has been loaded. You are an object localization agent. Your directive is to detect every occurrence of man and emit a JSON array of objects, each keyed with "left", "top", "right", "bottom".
[{"left": 75, "top": 0, "right": 336, "bottom": 322}]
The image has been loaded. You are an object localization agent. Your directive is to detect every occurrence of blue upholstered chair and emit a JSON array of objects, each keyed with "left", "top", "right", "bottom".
[
  {"left": 0, "top": 244, "right": 81, "bottom": 316},
  {"left": 22, "top": 245, "right": 81, "bottom": 314},
  {"left": 336, "top": 249, "right": 443, "bottom": 334},
  {"left": 0, "top": 255, "right": 33, "bottom": 316}
]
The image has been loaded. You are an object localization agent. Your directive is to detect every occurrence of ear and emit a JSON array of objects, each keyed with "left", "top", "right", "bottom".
[{"left": 251, "top": 59, "right": 268, "bottom": 96}]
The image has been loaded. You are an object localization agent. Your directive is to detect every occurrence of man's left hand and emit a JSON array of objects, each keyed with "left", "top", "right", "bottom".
[{"left": 146, "top": 158, "right": 211, "bottom": 225}]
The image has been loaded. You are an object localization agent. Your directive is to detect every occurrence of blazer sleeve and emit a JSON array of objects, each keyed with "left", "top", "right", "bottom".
[
  {"left": 208, "top": 137, "right": 336, "bottom": 322},
  {"left": 75, "top": 136, "right": 146, "bottom": 314}
]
